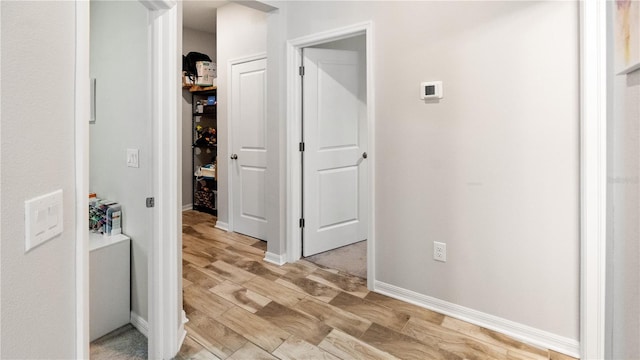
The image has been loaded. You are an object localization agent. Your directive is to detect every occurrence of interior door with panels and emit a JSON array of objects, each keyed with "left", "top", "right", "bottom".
[
  {"left": 302, "top": 48, "right": 368, "bottom": 256},
  {"left": 230, "top": 58, "right": 268, "bottom": 240}
]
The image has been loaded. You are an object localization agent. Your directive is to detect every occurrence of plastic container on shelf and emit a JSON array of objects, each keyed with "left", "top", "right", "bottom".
[{"left": 105, "top": 204, "right": 122, "bottom": 236}]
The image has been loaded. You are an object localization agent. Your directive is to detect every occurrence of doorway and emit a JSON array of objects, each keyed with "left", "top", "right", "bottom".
[
  {"left": 300, "top": 36, "right": 368, "bottom": 279},
  {"left": 88, "top": 0, "right": 151, "bottom": 357},
  {"left": 229, "top": 56, "right": 268, "bottom": 240},
  {"left": 286, "top": 23, "right": 375, "bottom": 288},
  {"left": 76, "top": 1, "right": 182, "bottom": 359}
]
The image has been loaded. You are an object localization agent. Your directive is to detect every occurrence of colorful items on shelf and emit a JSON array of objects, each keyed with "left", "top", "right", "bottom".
[
  {"left": 194, "top": 125, "right": 216, "bottom": 147},
  {"left": 89, "top": 193, "right": 122, "bottom": 236}
]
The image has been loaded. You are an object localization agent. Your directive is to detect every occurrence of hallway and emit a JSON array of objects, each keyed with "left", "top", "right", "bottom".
[{"left": 177, "top": 211, "right": 574, "bottom": 360}]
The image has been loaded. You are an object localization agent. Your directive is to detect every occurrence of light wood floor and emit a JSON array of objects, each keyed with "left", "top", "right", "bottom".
[{"left": 177, "top": 210, "right": 577, "bottom": 360}]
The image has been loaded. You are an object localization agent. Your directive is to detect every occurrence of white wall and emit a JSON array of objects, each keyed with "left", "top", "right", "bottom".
[
  {"left": 273, "top": 1, "right": 580, "bottom": 341},
  {"left": 183, "top": 27, "right": 216, "bottom": 60},
  {"left": 90, "top": 0, "right": 150, "bottom": 322},
  {"left": 606, "top": 2, "right": 640, "bottom": 356},
  {"left": 1, "top": 1, "right": 77, "bottom": 357},
  {"left": 216, "top": 3, "right": 268, "bottom": 226},
  {"left": 182, "top": 27, "right": 216, "bottom": 208}
]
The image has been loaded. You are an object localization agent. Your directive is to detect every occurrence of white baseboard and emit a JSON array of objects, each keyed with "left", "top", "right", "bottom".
[
  {"left": 182, "top": 309, "right": 189, "bottom": 325},
  {"left": 264, "top": 252, "right": 287, "bottom": 266},
  {"left": 177, "top": 310, "right": 188, "bottom": 353},
  {"left": 182, "top": 204, "right": 193, "bottom": 211},
  {"left": 215, "top": 221, "right": 229, "bottom": 231},
  {"left": 373, "top": 281, "right": 580, "bottom": 358},
  {"left": 130, "top": 311, "right": 149, "bottom": 338}
]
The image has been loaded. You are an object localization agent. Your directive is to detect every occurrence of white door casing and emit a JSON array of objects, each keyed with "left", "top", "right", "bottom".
[
  {"left": 230, "top": 58, "right": 268, "bottom": 240},
  {"left": 579, "top": 1, "right": 607, "bottom": 358},
  {"left": 302, "top": 48, "right": 368, "bottom": 257}
]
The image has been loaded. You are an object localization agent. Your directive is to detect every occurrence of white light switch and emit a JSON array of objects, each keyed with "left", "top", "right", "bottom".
[
  {"left": 25, "top": 190, "right": 63, "bottom": 252},
  {"left": 127, "top": 148, "right": 139, "bottom": 168}
]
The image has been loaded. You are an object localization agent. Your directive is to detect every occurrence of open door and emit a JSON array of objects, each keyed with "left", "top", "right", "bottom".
[{"left": 302, "top": 48, "right": 368, "bottom": 257}]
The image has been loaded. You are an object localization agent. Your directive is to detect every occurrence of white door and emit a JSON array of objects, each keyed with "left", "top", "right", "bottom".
[
  {"left": 230, "top": 58, "right": 268, "bottom": 240},
  {"left": 302, "top": 48, "right": 368, "bottom": 257}
]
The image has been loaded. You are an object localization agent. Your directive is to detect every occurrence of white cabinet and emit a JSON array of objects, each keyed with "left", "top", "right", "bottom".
[{"left": 90, "top": 232, "right": 131, "bottom": 341}]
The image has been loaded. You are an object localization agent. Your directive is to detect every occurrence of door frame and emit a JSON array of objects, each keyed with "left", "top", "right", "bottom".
[
  {"left": 75, "top": 1, "right": 183, "bottom": 359},
  {"left": 226, "top": 53, "right": 268, "bottom": 234},
  {"left": 579, "top": 1, "right": 607, "bottom": 358},
  {"left": 285, "top": 22, "right": 376, "bottom": 289}
]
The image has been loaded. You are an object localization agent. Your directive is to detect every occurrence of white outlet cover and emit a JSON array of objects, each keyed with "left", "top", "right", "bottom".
[
  {"left": 25, "top": 189, "right": 63, "bottom": 252},
  {"left": 433, "top": 241, "right": 447, "bottom": 262}
]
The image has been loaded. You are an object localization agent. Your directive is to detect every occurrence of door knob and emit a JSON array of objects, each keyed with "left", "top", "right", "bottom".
[
  {"left": 230, "top": 154, "right": 238, "bottom": 160},
  {"left": 362, "top": 152, "right": 368, "bottom": 159}
]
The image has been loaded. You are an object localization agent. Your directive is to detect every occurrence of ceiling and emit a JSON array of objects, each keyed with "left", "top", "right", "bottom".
[{"left": 183, "top": 0, "right": 228, "bottom": 34}]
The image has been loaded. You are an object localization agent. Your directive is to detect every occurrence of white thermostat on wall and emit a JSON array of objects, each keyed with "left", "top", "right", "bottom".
[{"left": 420, "top": 81, "right": 443, "bottom": 100}]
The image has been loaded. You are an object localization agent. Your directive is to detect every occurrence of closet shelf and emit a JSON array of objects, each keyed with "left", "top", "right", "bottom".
[
  {"left": 193, "top": 111, "right": 216, "bottom": 116},
  {"left": 192, "top": 88, "right": 217, "bottom": 216},
  {"left": 186, "top": 85, "right": 217, "bottom": 92},
  {"left": 192, "top": 143, "right": 217, "bottom": 148}
]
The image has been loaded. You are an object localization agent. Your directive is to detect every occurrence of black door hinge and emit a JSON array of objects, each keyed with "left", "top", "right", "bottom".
[
  {"left": 299, "top": 66, "right": 305, "bottom": 76},
  {"left": 146, "top": 197, "right": 155, "bottom": 208},
  {"left": 299, "top": 142, "right": 305, "bottom": 152},
  {"left": 299, "top": 218, "right": 305, "bottom": 228}
]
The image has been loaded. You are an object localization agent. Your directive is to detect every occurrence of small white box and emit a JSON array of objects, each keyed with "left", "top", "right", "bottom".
[
  {"left": 420, "top": 81, "right": 443, "bottom": 100},
  {"left": 200, "top": 165, "right": 216, "bottom": 179},
  {"left": 182, "top": 71, "right": 194, "bottom": 86},
  {"left": 195, "top": 61, "right": 216, "bottom": 86}
]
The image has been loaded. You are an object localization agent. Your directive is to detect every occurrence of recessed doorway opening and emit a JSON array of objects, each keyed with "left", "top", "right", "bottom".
[{"left": 286, "top": 23, "right": 375, "bottom": 288}]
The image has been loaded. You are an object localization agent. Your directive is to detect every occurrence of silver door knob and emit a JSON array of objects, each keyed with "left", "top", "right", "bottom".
[
  {"left": 230, "top": 154, "right": 238, "bottom": 160},
  {"left": 362, "top": 152, "right": 368, "bottom": 159}
]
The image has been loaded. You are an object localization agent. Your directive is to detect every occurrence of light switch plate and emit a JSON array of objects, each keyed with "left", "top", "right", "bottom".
[
  {"left": 25, "top": 189, "right": 63, "bottom": 252},
  {"left": 127, "top": 148, "right": 139, "bottom": 168}
]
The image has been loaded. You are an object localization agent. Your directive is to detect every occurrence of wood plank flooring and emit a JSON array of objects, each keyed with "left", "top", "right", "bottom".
[{"left": 177, "top": 210, "right": 578, "bottom": 360}]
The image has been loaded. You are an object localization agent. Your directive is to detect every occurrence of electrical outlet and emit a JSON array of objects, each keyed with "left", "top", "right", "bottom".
[{"left": 433, "top": 241, "right": 446, "bottom": 262}]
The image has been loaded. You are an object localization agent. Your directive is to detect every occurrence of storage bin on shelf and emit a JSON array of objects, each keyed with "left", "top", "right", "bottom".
[{"left": 89, "top": 197, "right": 122, "bottom": 236}]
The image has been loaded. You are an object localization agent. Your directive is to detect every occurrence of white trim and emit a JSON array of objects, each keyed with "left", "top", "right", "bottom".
[
  {"left": 285, "top": 21, "right": 376, "bottom": 290},
  {"left": 130, "top": 311, "right": 150, "bottom": 338},
  {"left": 264, "top": 252, "right": 287, "bottom": 266},
  {"left": 374, "top": 281, "right": 580, "bottom": 358},
  {"left": 145, "top": 1, "right": 182, "bottom": 359},
  {"left": 182, "top": 203, "right": 193, "bottom": 212},
  {"left": 74, "top": 1, "right": 91, "bottom": 358},
  {"left": 364, "top": 24, "right": 376, "bottom": 292},
  {"left": 235, "top": 1, "right": 278, "bottom": 13},
  {"left": 229, "top": 53, "right": 268, "bottom": 66},
  {"left": 182, "top": 309, "right": 189, "bottom": 325},
  {"left": 226, "top": 52, "right": 268, "bottom": 234},
  {"left": 579, "top": 1, "right": 607, "bottom": 358},
  {"left": 215, "top": 221, "right": 229, "bottom": 232},
  {"left": 0, "top": 0, "right": 2, "bottom": 354},
  {"left": 139, "top": 0, "right": 175, "bottom": 11},
  {"left": 178, "top": 310, "right": 188, "bottom": 352},
  {"left": 285, "top": 37, "right": 299, "bottom": 264},
  {"left": 616, "top": 62, "right": 640, "bottom": 76}
]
